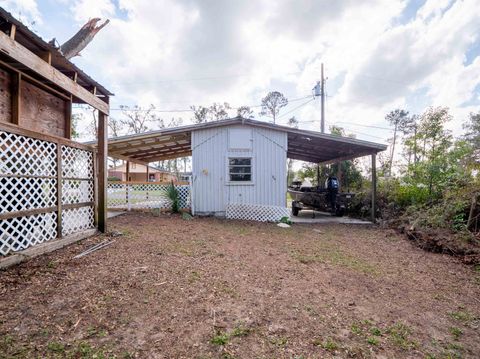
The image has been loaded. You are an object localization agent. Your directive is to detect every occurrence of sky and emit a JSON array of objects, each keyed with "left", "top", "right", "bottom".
[{"left": 1, "top": 0, "right": 480, "bottom": 151}]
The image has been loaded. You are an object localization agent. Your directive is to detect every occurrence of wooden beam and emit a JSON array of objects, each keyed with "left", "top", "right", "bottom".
[
  {"left": 371, "top": 153, "right": 377, "bottom": 223},
  {"left": 146, "top": 164, "right": 150, "bottom": 182},
  {"left": 141, "top": 151, "right": 192, "bottom": 162},
  {"left": 65, "top": 96, "right": 72, "bottom": 139},
  {"left": 9, "top": 24, "right": 16, "bottom": 40},
  {"left": 107, "top": 152, "right": 148, "bottom": 166},
  {"left": 11, "top": 72, "right": 20, "bottom": 125},
  {"left": 109, "top": 135, "right": 189, "bottom": 152},
  {"left": 97, "top": 112, "right": 108, "bottom": 233},
  {"left": 126, "top": 160, "right": 130, "bottom": 182},
  {"left": 0, "top": 30, "right": 109, "bottom": 114},
  {"left": 126, "top": 143, "right": 191, "bottom": 158},
  {"left": 0, "top": 59, "right": 71, "bottom": 101},
  {"left": 40, "top": 51, "right": 52, "bottom": 64}
]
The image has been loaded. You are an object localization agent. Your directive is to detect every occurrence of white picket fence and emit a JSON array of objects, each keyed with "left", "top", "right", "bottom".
[{"left": 107, "top": 181, "right": 190, "bottom": 211}]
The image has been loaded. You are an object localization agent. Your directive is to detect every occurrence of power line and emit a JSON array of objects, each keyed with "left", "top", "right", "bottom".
[
  {"left": 72, "top": 95, "right": 312, "bottom": 113},
  {"left": 335, "top": 121, "right": 392, "bottom": 131},
  {"left": 277, "top": 98, "right": 315, "bottom": 120}
]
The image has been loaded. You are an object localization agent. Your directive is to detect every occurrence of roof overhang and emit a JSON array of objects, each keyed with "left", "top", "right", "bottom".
[{"left": 89, "top": 118, "right": 387, "bottom": 164}]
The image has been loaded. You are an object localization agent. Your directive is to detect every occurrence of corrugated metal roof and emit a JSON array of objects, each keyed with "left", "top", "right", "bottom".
[{"left": 88, "top": 117, "right": 387, "bottom": 164}]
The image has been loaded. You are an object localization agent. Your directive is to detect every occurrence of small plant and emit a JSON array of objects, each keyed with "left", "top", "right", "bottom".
[
  {"left": 370, "top": 327, "right": 382, "bottom": 336},
  {"left": 449, "top": 310, "right": 473, "bottom": 323},
  {"left": 321, "top": 338, "right": 339, "bottom": 351},
  {"left": 166, "top": 182, "right": 180, "bottom": 213},
  {"left": 231, "top": 325, "right": 250, "bottom": 337},
  {"left": 211, "top": 331, "right": 229, "bottom": 346},
  {"left": 351, "top": 323, "right": 362, "bottom": 335},
  {"left": 279, "top": 216, "right": 292, "bottom": 225},
  {"left": 367, "top": 336, "right": 379, "bottom": 345},
  {"left": 47, "top": 341, "right": 65, "bottom": 352},
  {"left": 387, "top": 322, "right": 416, "bottom": 350},
  {"left": 449, "top": 327, "right": 463, "bottom": 340}
]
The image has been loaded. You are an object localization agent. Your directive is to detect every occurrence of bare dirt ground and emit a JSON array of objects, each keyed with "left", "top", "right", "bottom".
[{"left": 1, "top": 212, "right": 480, "bottom": 359}]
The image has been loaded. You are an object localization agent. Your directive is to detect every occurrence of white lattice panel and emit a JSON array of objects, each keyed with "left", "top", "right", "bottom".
[
  {"left": 61, "top": 146, "right": 94, "bottom": 179},
  {"left": 0, "top": 130, "right": 57, "bottom": 177},
  {"left": 62, "top": 180, "right": 94, "bottom": 204},
  {"left": 0, "top": 212, "right": 57, "bottom": 255},
  {"left": 107, "top": 182, "right": 190, "bottom": 210},
  {"left": 226, "top": 203, "right": 290, "bottom": 222},
  {"left": 1, "top": 177, "right": 57, "bottom": 213},
  {"left": 62, "top": 206, "right": 94, "bottom": 236}
]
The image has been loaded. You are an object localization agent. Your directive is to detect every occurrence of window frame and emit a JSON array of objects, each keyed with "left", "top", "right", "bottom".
[{"left": 226, "top": 156, "right": 254, "bottom": 185}]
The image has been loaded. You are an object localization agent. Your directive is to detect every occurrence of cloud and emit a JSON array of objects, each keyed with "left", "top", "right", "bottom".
[{"left": 0, "top": 0, "right": 42, "bottom": 25}]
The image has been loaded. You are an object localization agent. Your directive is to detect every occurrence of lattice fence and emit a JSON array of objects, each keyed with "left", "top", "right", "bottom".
[
  {"left": 0, "top": 128, "right": 96, "bottom": 256},
  {"left": 226, "top": 203, "right": 291, "bottom": 222},
  {"left": 107, "top": 182, "right": 190, "bottom": 211}
]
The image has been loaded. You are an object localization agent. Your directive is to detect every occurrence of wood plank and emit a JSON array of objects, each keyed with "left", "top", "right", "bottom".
[
  {"left": 0, "top": 66, "right": 12, "bottom": 123},
  {"left": 65, "top": 97, "right": 72, "bottom": 139},
  {"left": 56, "top": 144, "right": 62, "bottom": 238},
  {"left": 0, "top": 59, "right": 71, "bottom": 101},
  {"left": 0, "top": 206, "right": 57, "bottom": 221},
  {"left": 97, "top": 111, "right": 107, "bottom": 232},
  {"left": 126, "top": 143, "right": 191, "bottom": 158},
  {"left": 0, "top": 120, "right": 95, "bottom": 152},
  {"left": 140, "top": 151, "right": 192, "bottom": 162},
  {"left": 110, "top": 135, "right": 189, "bottom": 152},
  {"left": 9, "top": 24, "right": 16, "bottom": 40},
  {"left": 0, "top": 30, "right": 109, "bottom": 114},
  {"left": 63, "top": 202, "right": 95, "bottom": 210},
  {"left": 107, "top": 152, "right": 148, "bottom": 166},
  {"left": 109, "top": 181, "right": 189, "bottom": 185}
]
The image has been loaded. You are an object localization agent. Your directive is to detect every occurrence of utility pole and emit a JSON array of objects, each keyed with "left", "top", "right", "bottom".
[
  {"left": 321, "top": 63, "right": 325, "bottom": 133},
  {"left": 313, "top": 63, "right": 326, "bottom": 133}
]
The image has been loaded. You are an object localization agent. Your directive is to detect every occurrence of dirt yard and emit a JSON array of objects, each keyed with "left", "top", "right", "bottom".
[{"left": 1, "top": 213, "right": 479, "bottom": 358}]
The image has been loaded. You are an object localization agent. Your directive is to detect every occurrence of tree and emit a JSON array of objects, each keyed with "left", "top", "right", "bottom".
[
  {"left": 191, "top": 105, "right": 209, "bottom": 124},
  {"left": 120, "top": 105, "right": 157, "bottom": 134},
  {"left": 237, "top": 106, "right": 254, "bottom": 119},
  {"left": 464, "top": 111, "right": 480, "bottom": 164},
  {"left": 70, "top": 113, "right": 82, "bottom": 139},
  {"left": 385, "top": 109, "right": 410, "bottom": 176},
  {"left": 329, "top": 126, "right": 362, "bottom": 190},
  {"left": 286, "top": 117, "right": 299, "bottom": 185},
  {"left": 260, "top": 91, "right": 288, "bottom": 124},
  {"left": 109, "top": 117, "right": 124, "bottom": 137}
]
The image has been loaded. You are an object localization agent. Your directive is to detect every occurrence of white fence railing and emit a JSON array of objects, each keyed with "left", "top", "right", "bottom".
[{"left": 107, "top": 181, "right": 190, "bottom": 211}]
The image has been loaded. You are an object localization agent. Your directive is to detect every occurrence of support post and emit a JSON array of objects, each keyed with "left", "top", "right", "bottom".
[
  {"left": 126, "top": 161, "right": 130, "bottom": 211},
  {"left": 146, "top": 163, "right": 150, "bottom": 182},
  {"left": 97, "top": 111, "right": 108, "bottom": 233},
  {"left": 371, "top": 153, "right": 377, "bottom": 223},
  {"left": 57, "top": 144, "right": 63, "bottom": 238},
  {"left": 65, "top": 96, "right": 72, "bottom": 139}
]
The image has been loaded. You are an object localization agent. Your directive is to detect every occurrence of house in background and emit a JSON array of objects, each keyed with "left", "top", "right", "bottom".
[{"left": 108, "top": 163, "right": 177, "bottom": 182}]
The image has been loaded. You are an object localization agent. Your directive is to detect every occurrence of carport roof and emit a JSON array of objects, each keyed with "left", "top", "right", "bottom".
[{"left": 88, "top": 117, "right": 387, "bottom": 165}]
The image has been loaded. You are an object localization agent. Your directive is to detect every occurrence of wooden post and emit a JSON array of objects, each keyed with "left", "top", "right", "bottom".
[
  {"left": 97, "top": 111, "right": 108, "bottom": 233},
  {"left": 146, "top": 164, "right": 150, "bottom": 182},
  {"left": 11, "top": 73, "right": 21, "bottom": 125},
  {"left": 57, "top": 144, "right": 63, "bottom": 238},
  {"left": 126, "top": 161, "right": 130, "bottom": 211},
  {"left": 371, "top": 153, "right": 377, "bottom": 223},
  {"left": 65, "top": 96, "right": 72, "bottom": 139}
]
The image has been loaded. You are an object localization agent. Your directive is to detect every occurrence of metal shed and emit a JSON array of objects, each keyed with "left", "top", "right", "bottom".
[{"left": 96, "top": 118, "right": 387, "bottom": 222}]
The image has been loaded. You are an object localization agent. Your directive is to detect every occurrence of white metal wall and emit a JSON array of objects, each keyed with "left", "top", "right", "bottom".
[{"left": 192, "top": 124, "right": 287, "bottom": 216}]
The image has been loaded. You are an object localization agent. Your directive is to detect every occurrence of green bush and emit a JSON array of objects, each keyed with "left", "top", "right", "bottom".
[{"left": 167, "top": 182, "right": 180, "bottom": 213}]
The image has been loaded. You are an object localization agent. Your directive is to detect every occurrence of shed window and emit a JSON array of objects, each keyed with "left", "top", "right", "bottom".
[{"left": 228, "top": 158, "right": 252, "bottom": 182}]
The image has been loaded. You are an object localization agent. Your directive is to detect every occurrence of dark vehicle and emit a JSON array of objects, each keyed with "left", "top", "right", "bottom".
[{"left": 288, "top": 176, "right": 354, "bottom": 217}]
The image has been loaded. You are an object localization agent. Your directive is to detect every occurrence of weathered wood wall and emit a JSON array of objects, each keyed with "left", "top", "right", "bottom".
[
  {"left": 0, "top": 67, "right": 12, "bottom": 123},
  {"left": 20, "top": 79, "right": 67, "bottom": 138},
  {"left": 0, "top": 66, "right": 69, "bottom": 137}
]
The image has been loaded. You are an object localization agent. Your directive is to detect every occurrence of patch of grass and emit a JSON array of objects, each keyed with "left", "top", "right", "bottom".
[
  {"left": 367, "top": 336, "right": 379, "bottom": 345},
  {"left": 270, "top": 336, "right": 288, "bottom": 347},
  {"left": 47, "top": 341, "right": 65, "bottom": 353},
  {"left": 319, "top": 338, "right": 339, "bottom": 351},
  {"left": 370, "top": 326, "right": 382, "bottom": 336},
  {"left": 449, "top": 327, "right": 463, "bottom": 340},
  {"left": 211, "top": 331, "right": 229, "bottom": 346},
  {"left": 448, "top": 310, "right": 473, "bottom": 323},
  {"left": 230, "top": 325, "right": 250, "bottom": 337},
  {"left": 387, "top": 322, "right": 416, "bottom": 350},
  {"left": 350, "top": 323, "right": 362, "bottom": 335},
  {"left": 188, "top": 271, "right": 201, "bottom": 283}
]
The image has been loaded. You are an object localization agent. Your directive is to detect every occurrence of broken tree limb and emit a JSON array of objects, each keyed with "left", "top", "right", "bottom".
[
  {"left": 73, "top": 240, "right": 115, "bottom": 259},
  {"left": 60, "top": 18, "right": 110, "bottom": 59}
]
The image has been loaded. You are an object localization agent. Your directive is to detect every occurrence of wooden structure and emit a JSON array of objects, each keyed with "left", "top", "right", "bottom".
[
  {"left": 91, "top": 118, "right": 386, "bottom": 222},
  {"left": 108, "top": 162, "right": 177, "bottom": 182},
  {"left": 0, "top": 9, "right": 111, "bottom": 255}
]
